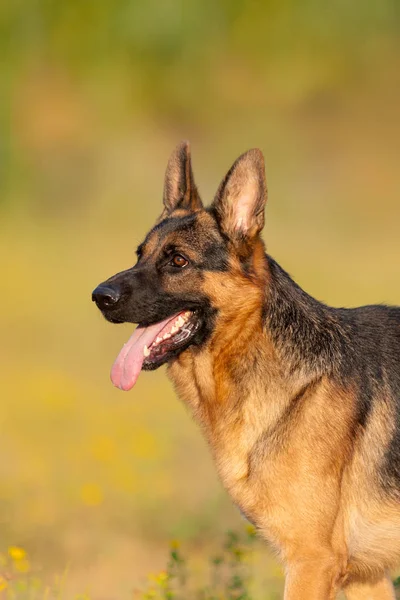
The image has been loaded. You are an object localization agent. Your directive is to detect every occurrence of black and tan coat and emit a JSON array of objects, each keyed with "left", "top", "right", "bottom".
[{"left": 93, "top": 142, "right": 400, "bottom": 600}]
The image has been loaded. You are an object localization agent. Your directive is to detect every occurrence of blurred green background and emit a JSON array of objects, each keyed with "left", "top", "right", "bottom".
[{"left": 1, "top": 1, "right": 400, "bottom": 597}]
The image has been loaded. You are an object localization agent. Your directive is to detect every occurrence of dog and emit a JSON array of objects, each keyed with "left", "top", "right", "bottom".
[{"left": 92, "top": 142, "right": 400, "bottom": 599}]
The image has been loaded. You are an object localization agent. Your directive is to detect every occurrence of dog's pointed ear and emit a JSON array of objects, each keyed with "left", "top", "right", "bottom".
[
  {"left": 212, "top": 149, "right": 267, "bottom": 241},
  {"left": 162, "top": 141, "right": 203, "bottom": 215}
]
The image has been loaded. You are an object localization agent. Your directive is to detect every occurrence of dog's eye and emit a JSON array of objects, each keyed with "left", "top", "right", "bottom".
[{"left": 170, "top": 254, "right": 188, "bottom": 268}]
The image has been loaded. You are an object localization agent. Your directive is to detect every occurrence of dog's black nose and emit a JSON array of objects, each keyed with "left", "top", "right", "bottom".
[{"left": 92, "top": 285, "right": 121, "bottom": 309}]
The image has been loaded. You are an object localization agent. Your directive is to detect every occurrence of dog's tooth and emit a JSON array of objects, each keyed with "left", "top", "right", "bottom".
[
  {"left": 143, "top": 345, "right": 151, "bottom": 357},
  {"left": 163, "top": 332, "right": 171, "bottom": 340},
  {"left": 177, "top": 316, "right": 185, "bottom": 327},
  {"left": 170, "top": 325, "right": 178, "bottom": 334},
  {"left": 155, "top": 337, "right": 162, "bottom": 344}
]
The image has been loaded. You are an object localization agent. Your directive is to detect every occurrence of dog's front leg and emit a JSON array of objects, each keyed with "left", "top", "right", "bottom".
[{"left": 284, "top": 556, "right": 341, "bottom": 600}]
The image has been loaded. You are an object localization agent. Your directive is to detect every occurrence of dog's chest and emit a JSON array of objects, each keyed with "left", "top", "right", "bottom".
[{"left": 168, "top": 355, "right": 285, "bottom": 521}]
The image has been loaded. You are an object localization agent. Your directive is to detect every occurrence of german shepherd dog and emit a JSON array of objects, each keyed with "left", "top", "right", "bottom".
[{"left": 92, "top": 142, "right": 400, "bottom": 599}]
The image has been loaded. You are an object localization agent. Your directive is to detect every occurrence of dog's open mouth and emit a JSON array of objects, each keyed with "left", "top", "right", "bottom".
[{"left": 110, "top": 310, "right": 200, "bottom": 391}]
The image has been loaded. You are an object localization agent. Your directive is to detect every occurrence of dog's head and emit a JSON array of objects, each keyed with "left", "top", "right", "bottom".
[{"left": 92, "top": 142, "right": 268, "bottom": 390}]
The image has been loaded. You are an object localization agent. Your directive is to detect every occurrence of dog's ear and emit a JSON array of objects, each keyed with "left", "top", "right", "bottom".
[
  {"left": 162, "top": 141, "right": 203, "bottom": 215},
  {"left": 212, "top": 148, "right": 267, "bottom": 242}
]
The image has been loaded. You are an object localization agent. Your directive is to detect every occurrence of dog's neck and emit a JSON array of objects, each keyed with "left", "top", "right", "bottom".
[
  {"left": 168, "top": 254, "right": 344, "bottom": 439},
  {"left": 264, "top": 256, "right": 345, "bottom": 378}
]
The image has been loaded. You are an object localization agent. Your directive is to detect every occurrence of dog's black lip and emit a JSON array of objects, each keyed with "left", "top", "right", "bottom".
[{"left": 105, "top": 315, "right": 125, "bottom": 324}]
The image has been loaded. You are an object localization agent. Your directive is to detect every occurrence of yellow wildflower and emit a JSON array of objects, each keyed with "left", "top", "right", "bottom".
[
  {"left": 170, "top": 539, "right": 180, "bottom": 549},
  {"left": 0, "top": 575, "right": 8, "bottom": 591},
  {"left": 154, "top": 571, "right": 169, "bottom": 588},
  {"left": 245, "top": 524, "right": 257, "bottom": 538},
  {"left": 8, "top": 546, "right": 26, "bottom": 561}
]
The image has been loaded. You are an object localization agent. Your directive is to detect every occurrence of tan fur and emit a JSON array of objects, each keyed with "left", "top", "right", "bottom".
[
  {"left": 166, "top": 239, "right": 400, "bottom": 599},
  {"left": 344, "top": 574, "right": 396, "bottom": 599},
  {"left": 341, "top": 394, "right": 400, "bottom": 583},
  {"left": 133, "top": 144, "right": 400, "bottom": 598}
]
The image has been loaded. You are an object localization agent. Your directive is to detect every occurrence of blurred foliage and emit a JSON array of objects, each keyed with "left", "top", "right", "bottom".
[
  {"left": 138, "top": 529, "right": 260, "bottom": 600},
  {"left": 0, "top": 531, "right": 282, "bottom": 600},
  {"left": 1, "top": 532, "right": 397, "bottom": 599},
  {"left": 2, "top": 0, "right": 400, "bottom": 209},
  {"left": 1, "top": 0, "right": 400, "bottom": 598}
]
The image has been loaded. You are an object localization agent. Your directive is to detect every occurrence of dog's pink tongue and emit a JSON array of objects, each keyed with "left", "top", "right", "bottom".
[{"left": 110, "top": 317, "right": 172, "bottom": 391}]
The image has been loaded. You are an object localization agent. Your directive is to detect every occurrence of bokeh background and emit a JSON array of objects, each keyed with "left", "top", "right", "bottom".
[{"left": 1, "top": 1, "right": 400, "bottom": 598}]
